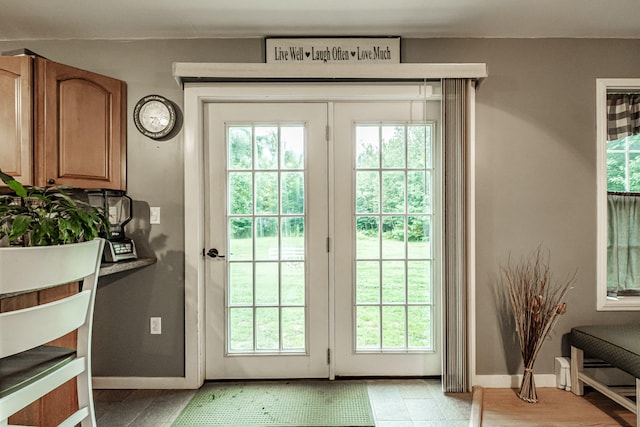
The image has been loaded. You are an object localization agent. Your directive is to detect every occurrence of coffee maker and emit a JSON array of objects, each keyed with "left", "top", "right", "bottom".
[{"left": 87, "top": 189, "right": 137, "bottom": 262}]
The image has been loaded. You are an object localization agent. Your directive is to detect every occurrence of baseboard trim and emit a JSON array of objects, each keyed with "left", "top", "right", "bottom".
[
  {"left": 93, "top": 376, "right": 199, "bottom": 389},
  {"left": 93, "top": 374, "right": 557, "bottom": 390},
  {"left": 473, "top": 374, "right": 557, "bottom": 388}
]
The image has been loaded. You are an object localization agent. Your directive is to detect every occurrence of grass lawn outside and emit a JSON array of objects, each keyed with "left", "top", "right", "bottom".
[{"left": 226, "top": 234, "right": 434, "bottom": 353}]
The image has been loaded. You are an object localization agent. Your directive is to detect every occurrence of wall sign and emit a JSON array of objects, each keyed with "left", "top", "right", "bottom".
[{"left": 266, "top": 37, "right": 400, "bottom": 64}]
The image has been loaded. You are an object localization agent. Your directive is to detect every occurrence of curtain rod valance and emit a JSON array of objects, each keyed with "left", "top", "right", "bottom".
[
  {"left": 172, "top": 62, "right": 488, "bottom": 88},
  {"left": 607, "top": 93, "right": 640, "bottom": 141},
  {"left": 608, "top": 191, "right": 640, "bottom": 197}
]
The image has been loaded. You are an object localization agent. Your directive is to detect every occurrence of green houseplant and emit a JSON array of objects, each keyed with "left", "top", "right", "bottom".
[{"left": 0, "top": 170, "right": 108, "bottom": 246}]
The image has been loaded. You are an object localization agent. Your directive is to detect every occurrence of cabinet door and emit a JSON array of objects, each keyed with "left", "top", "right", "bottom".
[
  {"left": 0, "top": 56, "right": 33, "bottom": 186},
  {"left": 35, "top": 58, "right": 126, "bottom": 190}
]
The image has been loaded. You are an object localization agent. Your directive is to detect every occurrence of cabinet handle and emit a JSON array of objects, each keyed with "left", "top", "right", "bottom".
[{"left": 47, "top": 179, "right": 55, "bottom": 185}]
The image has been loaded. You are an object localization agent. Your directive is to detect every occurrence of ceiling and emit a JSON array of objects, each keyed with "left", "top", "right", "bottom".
[{"left": 1, "top": 0, "right": 639, "bottom": 41}]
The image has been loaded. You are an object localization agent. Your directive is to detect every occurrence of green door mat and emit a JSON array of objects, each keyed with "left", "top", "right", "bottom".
[{"left": 172, "top": 380, "right": 375, "bottom": 426}]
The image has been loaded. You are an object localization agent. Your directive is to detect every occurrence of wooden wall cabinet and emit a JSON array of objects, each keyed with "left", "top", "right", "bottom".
[
  {"left": 0, "top": 56, "right": 32, "bottom": 185},
  {"left": 0, "top": 55, "right": 126, "bottom": 190}
]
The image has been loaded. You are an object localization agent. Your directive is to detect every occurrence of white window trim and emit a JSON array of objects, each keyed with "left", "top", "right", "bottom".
[{"left": 596, "top": 78, "right": 640, "bottom": 311}]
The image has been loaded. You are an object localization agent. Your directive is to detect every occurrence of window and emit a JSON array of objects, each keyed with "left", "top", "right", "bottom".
[
  {"left": 607, "top": 134, "right": 640, "bottom": 192},
  {"left": 353, "top": 122, "right": 435, "bottom": 352},
  {"left": 226, "top": 123, "right": 307, "bottom": 353},
  {"left": 597, "top": 79, "right": 640, "bottom": 310}
]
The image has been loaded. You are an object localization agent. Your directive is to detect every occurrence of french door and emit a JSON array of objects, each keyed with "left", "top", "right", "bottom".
[
  {"left": 205, "top": 97, "right": 441, "bottom": 379},
  {"left": 333, "top": 102, "right": 441, "bottom": 376},
  {"left": 205, "top": 103, "right": 329, "bottom": 379}
]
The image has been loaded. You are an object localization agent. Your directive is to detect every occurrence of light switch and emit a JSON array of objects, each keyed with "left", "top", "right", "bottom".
[
  {"left": 150, "top": 317, "right": 161, "bottom": 334},
  {"left": 150, "top": 207, "right": 161, "bottom": 224}
]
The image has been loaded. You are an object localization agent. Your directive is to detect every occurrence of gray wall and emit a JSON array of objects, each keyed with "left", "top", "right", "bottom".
[
  {"left": 2, "top": 38, "right": 639, "bottom": 378},
  {"left": 403, "top": 39, "right": 640, "bottom": 374}
]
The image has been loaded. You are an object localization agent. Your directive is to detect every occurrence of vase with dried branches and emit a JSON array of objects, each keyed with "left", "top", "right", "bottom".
[{"left": 501, "top": 247, "right": 575, "bottom": 403}]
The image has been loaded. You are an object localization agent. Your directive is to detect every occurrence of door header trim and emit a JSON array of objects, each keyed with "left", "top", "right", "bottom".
[{"left": 172, "top": 62, "right": 488, "bottom": 88}]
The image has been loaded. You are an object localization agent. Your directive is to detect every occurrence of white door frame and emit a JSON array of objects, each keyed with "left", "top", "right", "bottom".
[{"left": 176, "top": 63, "right": 485, "bottom": 390}]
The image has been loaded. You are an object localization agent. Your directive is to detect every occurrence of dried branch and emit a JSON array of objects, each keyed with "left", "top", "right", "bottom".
[{"left": 501, "top": 246, "right": 575, "bottom": 402}]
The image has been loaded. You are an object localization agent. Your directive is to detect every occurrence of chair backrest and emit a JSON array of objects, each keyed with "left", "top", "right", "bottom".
[
  {"left": 0, "top": 239, "right": 104, "bottom": 358},
  {"left": 1, "top": 239, "right": 105, "bottom": 426}
]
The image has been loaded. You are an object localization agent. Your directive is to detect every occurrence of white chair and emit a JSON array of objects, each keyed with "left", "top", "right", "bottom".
[{"left": 0, "top": 239, "right": 105, "bottom": 427}]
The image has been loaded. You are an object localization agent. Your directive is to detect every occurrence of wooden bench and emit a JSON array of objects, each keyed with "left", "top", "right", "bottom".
[{"left": 570, "top": 324, "right": 640, "bottom": 426}]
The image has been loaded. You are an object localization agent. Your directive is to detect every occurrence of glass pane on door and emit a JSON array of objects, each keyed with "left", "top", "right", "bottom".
[
  {"left": 226, "top": 123, "right": 307, "bottom": 354},
  {"left": 354, "top": 123, "right": 435, "bottom": 352}
]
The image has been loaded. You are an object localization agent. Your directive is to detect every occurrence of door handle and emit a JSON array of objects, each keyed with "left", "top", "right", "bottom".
[{"left": 206, "top": 248, "right": 225, "bottom": 259}]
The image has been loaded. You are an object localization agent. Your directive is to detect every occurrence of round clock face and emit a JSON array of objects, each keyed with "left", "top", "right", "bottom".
[{"left": 134, "top": 95, "right": 176, "bottom": 139}]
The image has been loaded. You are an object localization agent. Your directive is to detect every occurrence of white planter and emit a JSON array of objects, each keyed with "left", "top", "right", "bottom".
[{"left": 0, "top": 239, "right": 105, "bottom": 297}]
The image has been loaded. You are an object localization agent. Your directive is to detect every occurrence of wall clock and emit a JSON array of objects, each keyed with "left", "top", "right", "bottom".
[{"left": 133, "top": 94, "right": 176, "bottom": 140}]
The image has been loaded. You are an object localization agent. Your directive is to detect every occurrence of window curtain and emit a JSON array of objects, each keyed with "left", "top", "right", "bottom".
[
  {"left": 607, "top": 94, "right": 640, "bottom": 141},
  {"left": 607, "top": 93, "right": 640, "bottom": 294},
  {"left": 441, "top": 78, "right": 471, "bottom": 393},
  {"left": 608, "top": 194, "right": 640, "bottom": 293}
]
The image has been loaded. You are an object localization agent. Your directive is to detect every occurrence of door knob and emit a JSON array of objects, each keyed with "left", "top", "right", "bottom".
[{"left": 206, "top": 248, "right": 225, "bottom": 259}]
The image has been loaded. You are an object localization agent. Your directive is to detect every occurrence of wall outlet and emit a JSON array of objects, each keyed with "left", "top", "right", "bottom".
[
  {"left": 150, "top": 207, "right": 161, "bottom": 224},
  {"left": 150, "top": 317, "right": 162, "bottom": 334}
]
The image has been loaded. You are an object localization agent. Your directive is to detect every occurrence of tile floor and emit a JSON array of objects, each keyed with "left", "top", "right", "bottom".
[{"left": 94, "top": 378, "right": 472, "bottom": 427}]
